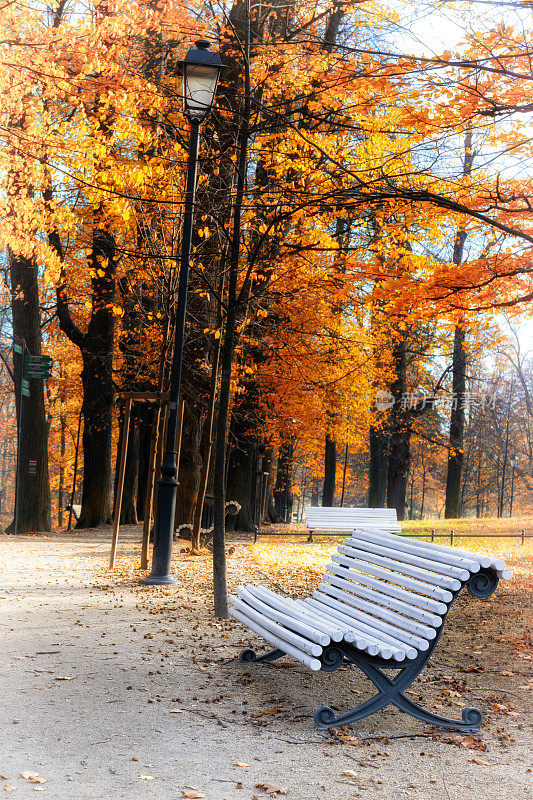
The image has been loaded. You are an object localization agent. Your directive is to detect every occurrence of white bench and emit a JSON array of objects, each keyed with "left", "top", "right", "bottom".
[
  {"left": 230, "top": 527, "right": 512, "bottom": 732},
  {"left": 304, "top": 507, "right": 400, "bottom": 540}
]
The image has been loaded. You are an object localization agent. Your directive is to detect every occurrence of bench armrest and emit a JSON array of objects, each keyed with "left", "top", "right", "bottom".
[{"left": 466, "top": 568, "right": 499, "bottom": 598}]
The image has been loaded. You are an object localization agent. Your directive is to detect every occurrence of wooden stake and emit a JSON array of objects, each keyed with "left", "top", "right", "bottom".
[
  {"left": 109, "top": 397, "right": 132, "bottom": 569},
  {"left": 140, "top": 400, "right": 163, "bottom": 570},
  {"left": 67, "top": 409, "right": 82, "bottom": 531}
]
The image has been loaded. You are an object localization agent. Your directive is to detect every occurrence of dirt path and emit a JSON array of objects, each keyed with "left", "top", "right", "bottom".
[{"left": 0, "top": 528, "right": 531, "bottom": 800}]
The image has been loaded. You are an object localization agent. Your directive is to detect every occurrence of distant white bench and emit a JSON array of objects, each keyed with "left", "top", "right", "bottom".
[
  {"left": 231, "top": 527, "right": 512, "bottom": 732},
  {"left": 304, "top": 506, "right": 400, "bottom": 540},
  {"left": 65, "top": 503, "right": 81, "bottom": 521}
]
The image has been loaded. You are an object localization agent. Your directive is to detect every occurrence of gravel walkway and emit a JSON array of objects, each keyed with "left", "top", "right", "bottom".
[{"left": 0, "top": 528, "right": 531, "bottom": 800}]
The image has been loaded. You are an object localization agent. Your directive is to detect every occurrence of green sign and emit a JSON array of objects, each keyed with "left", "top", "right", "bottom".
[
  {"left": 13, "top": 344, "right": 24, "bottom": 355},
  {"left": 27, "top": 355, "right": 53, "bottom": 366},
  {"left": 21, "top": 379, "right": 30, "bottom": 398},
  {"left": 23, "top": 355, "right": 53, "bottom": 380}
]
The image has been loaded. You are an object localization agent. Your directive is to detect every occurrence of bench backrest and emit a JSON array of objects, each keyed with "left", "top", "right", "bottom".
[
  {"left": 310, "top": 527, "right": 484, "bottom": 652},
  {"left": 305, "top": 506, "right": 398, "bottom": 531}
]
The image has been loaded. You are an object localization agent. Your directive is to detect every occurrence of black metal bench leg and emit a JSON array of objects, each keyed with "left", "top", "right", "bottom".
[
  {"left": 240, "top": 648, "right": 285, "bottom": 664},
  {"left": 393, "top": 693, "right": 482, "bottom": 733},
  {"left": 313, "top": 646, "right": 483, "bottom": 733},
  {"left": 315, "top": 690, "right": 390, "bottom": 729}
]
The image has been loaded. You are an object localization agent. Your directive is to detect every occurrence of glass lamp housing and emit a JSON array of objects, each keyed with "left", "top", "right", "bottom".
[{"left": 180, "top": 40, "right": 224, "bottom": 121}]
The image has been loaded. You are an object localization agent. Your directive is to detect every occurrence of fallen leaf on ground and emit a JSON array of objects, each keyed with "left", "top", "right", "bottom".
[
  {"left": 341, "top": 770, "right": 358, "bottom": 777},
  {"left": 442, "top": 735, "right": 487, "bottom": 751},
  {"left": 180, "top": 792, "right": 206, "bottom": 799},
  {"left": 234, "top": 763, "right": 250, "bottom": 768},
  {"left": 250, "top": 708, "right": 280, "bottom": 718},
  {"left": 3, "top": 787, "right": 17, "bottom": 793},
  {"left": 255, "top": 783, "right": 288, "bottom": 796},
  {"left": 20, "top": 774, "right": 46, "bottom": 784},
  {"left": 490, "top": 703, "right": 514, "bottom": 714},
  {"left": 54, "top": 676, "right": 75, "bottom": 681},
  {"left": 469, "top": 758, "right": 490, "bottom": 766},
  {"left": 139, "top": 775, "right": 154, "bottom": 780}
]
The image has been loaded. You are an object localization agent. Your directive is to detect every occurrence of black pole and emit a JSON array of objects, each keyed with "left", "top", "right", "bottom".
[
  {"left": 509, "top": 463, "right": 515, "bottom": 517},
  {"left": 13, "top": 350, "right": 25, "bottom": 535},
  {"left": 141, "top": 118, "right": 200, "bottom": 585}
]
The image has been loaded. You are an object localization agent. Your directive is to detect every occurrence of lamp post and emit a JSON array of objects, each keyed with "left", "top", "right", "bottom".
[
  {"left": 509, "top": 454, "right": 517, "bottom": 517},
  {"left": 141, "top": 40, "right": 224, "bottom": 585}
]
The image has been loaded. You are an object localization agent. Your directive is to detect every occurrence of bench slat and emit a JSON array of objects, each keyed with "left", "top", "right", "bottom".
[
  {"left": 331, "top": 552, "right": 454, "bottom": 602},
  {"left": 338, "top": 544, "right": 462, "bottom": 591},
  {"left": 229, "top": 597, "right": 323, "bottom": 657},
  {"left": 235, "top": 588, "right": 331, "bottom": 646},
  {"left": 292, "top": 599, "right": 365, "bottom": 643},
  {"left": 311, "top": 591, "right": 431, "bottom": 651},
  {"left": 343, "top": 537, "right": 470, "bottom": 581},
  {"left": 247, "top": 586, "right": 345, "bottom": 643},
  {"left": 318, "top": 581, "right": 438, "bottom": 640},
  {"left": 354, "top": 529, "right": 481, "bottom": 573},
  {"left": 300, "top": 599, "right": 409, "bottom": 661},
  {"left": 322, "top": 572, "right": 444, "bottom": 627},
  {"left": 326, "top": 561, "right": 449, "bottom": 614},
  {"left": 229, "top": 607, "right": 322, "bottom": 671},
  {"left": 377, "top": 531, "right": 509, "bottom": 576}
]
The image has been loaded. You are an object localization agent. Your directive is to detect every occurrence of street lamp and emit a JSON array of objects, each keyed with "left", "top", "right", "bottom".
[
  {"left": 509, "top": 454, "right": 517, "bottom": 517},
  {"left": 141, "top": 40, "right": 224, "bottom": 585}
]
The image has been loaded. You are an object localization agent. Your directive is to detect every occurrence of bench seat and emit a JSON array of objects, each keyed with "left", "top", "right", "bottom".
[
  {"left": 304, "top": 506, "right": 401, "bottom": 536},
  {"left": 230, "top": 527, "right": 512, "bottom": 732}
]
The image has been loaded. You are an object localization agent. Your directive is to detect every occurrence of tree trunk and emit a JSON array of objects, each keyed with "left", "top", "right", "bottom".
[
  {"left": 120, "top": 411, "right": 140, "bottom": 525},
  {"left": 78, "top": 348, "right": 114, "bottom": 527},
  {"left": 444, "top": 133, "right": 473, "bottom": 518},
  {"left": 225, "top": 438, "right": 258, "bottom": 531},
  {"left": 174, "top": 403, "right": 204, "bottom": 529},
  {"left": 322, "top": 434, "right": 336, "bottom": 506},
  {"left": 273, "top": 440, "right": 294, "bottom": 522},
  {"left": 445, "top": 323, "right": 466, "bottom": 518},
  {"left": 73, "top": 232, "right": 116, "bottom": 529},
  {"left": 386, "top": 336, "right": 410, "bottom": 521},
  {"left": 136, "top": 404, "right": 153, "bottom": 520},
  {"left": 368, "top": 425, "right": 389, "bottom": 507},
  {"left": 264, "top": 450, "right": 280, "bottom": 523},
  {"left": 311, "top": 477, "right": 319, "bottom": 506},
  {"left": 387, "top": 422, "right": 411, "bottom": 521},
  {"left": 8, "top": 252, "right": 51, "bottom": 533}
]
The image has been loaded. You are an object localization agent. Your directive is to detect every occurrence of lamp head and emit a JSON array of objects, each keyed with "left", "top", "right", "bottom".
[{"left": 179, "top": 39, "right": 224, "bottom": 122}]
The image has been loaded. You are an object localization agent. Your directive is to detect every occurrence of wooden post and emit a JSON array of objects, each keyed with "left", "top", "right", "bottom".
[
  {"left": 140, "top": 400, "right": 163, "bottom": 570},
  {"left": 522, "top": 528, "right": 525, "bottom": 545},
  {"left": 450, "top": 529, "right": 455, "bottom": 546},
  {"left": 340, "top": 443, "right": 348, "bottom": 507},
  {"left": 67, "top": 409, "right": 82, "bottom": 531},
  {"left": 261, "top": 471, "right": 269, "bottom": 524},
  {"left": 109, "top": 397, "right": 132, "bottom": 569},
  {"left": 431, "top": 528, "right": 435, "bottom": 543}
]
